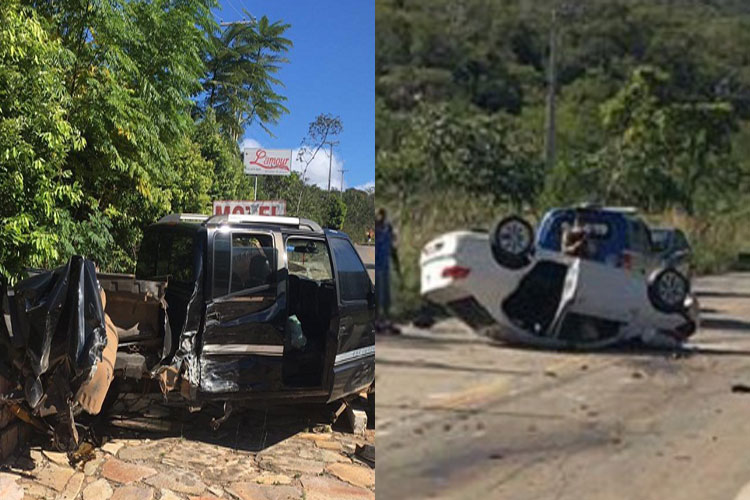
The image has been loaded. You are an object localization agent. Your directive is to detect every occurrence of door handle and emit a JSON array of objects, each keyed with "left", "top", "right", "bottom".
[{"left": 207, "top": 312, "right": 221, "bottom": 322}]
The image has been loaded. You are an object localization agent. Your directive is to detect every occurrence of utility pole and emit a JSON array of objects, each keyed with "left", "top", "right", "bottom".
[
  {"left": 544, "top": 6, "right": 558, "bottom": 172},
  {"left": 325, "top": 140, "right": 339, "bottom": 192},
  {"left": 339, "top": 167, "right": 348, "bottom": 196}
]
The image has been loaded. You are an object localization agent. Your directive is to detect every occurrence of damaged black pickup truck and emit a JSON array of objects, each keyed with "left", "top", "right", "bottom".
[{"left": 0, "top": 214, "right": 375, "bottom": 450}]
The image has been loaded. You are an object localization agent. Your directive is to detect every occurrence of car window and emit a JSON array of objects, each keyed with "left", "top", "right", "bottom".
[
  {"left": 650, "top": 229, "right": 670, "bottom": 252},
  {"left": 287, "top": 238, "right": 333, "bottom": 281},
  {"left": 230, "top": 234, "right": 275, "bottom": 294},
  {"left": 628, "top": 220, "right": 651, "bottom": 254},
  {"left": 136, "top": 227, "right": 195, "bottom": 289},
  {"left": 673, "top": 230, "right": 690, "bottom": 251},
  {"left": 212, "top": 232, "right": 275, "bottom": 300},
  {"left": 329, "top": 237, "right": 370, "bottom": 301}
]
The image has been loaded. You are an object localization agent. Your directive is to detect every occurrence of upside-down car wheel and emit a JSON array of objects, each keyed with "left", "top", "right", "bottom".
[
  {"left": 648, "top": 268, "right": 689, "bottom": 314},
  {"left": 490, "top": 215, "right": 534, "bottom": 270}
]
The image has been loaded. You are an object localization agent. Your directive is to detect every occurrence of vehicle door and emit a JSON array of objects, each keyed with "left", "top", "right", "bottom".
[
  {"left": 326, "top": 232, "right": 375, "bottom": 401},
  {"left": 624, "top": 218, "right": 653, "bottom": 275},
  {"left": 200, "top": 229, "right": 286, "bottom": 394}
]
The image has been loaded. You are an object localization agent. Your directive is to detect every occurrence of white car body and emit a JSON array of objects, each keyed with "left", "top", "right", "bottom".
[{"left": 421, "top": 230, "right": 699, "bottom": 349}]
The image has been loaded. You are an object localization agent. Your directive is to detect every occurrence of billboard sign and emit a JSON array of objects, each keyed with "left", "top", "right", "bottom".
[
  {"left": 243, "top": 148, "right": 293, "bottom": 176},
  {"left": 213, "top": 200, "right": 287, "bottom": 216}
]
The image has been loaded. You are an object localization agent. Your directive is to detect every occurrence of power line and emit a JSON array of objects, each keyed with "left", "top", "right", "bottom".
[{"left": 223, "top": 0, "right": 246, "bottom": 23}]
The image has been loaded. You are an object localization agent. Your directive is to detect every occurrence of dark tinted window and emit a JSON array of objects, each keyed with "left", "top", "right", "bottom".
[
  {"left": 230, "top": 234, "right": 274, "bottom": 294},
  {"left": 135, "top": 228, "right": 195, "bottom": 289},
  {"left": 212, "top": 232, "right": 275, "bottom": 300},
  {"left": 212, "top": 231, "right": 231, "bottom": 298},
  {"left": 330, "top": 238, "right": 370, "bottom": 301}
]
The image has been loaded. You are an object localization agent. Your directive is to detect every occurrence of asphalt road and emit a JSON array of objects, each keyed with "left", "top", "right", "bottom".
[
  {"left": 356, "top": 244, "right": 375, "bottom": 283},
  {"left": 376, "top": 272, "right": 750, "bottom": 500}
]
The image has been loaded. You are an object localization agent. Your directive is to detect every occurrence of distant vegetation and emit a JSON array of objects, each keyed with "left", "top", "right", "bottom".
[
  {"left": 0, "top": 0, "right": 372, "bottom": 283},
  {"left": 376, "top": 0, "right": 750, "bottom": 313}
]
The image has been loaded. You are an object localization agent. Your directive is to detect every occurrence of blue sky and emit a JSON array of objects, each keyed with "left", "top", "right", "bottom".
[{"left": 214, "top": 1, "right": 374, "bottom": 191}]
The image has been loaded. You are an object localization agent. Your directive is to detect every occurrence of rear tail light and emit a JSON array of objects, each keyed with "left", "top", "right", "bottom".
[{"left": 442, "top": 265, "right": 471, "bottom": 279}]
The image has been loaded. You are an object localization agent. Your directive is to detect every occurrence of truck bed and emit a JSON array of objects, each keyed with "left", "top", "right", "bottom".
[{"left": 97, "top": 273, "right": 169, "bottom": 376}]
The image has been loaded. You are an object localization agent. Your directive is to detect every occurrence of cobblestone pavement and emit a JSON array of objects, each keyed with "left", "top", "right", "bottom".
[{"left": 0, "top": 394, "right": 374, "bottom": 500}]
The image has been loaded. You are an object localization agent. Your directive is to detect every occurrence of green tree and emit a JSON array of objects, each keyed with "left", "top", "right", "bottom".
[
  {"left": 599, "top": 66, "right": 737, "bottom": 214},
  {"left": 27, "top": 0, "right": 217, "bottom": 271},
  {"left": 202, "top": 16, "right": 292, "bottom": 141},
  {"left": 0, "top": 1, "right": 83, "bottom": 282},
  {"left": 323, "top": 195, "right": 347, "bottom": 230}
]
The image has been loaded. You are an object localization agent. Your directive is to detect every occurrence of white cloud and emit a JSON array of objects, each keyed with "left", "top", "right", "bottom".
[
  {"left": 238, "top": 138, "right": 361, "bottom": 192},
  {"left": 352, "top": 181, "right": 375, "bottom": 192},
  {"left": 240, "top": 137, "right": 262, "bottom": 150},
  {"left": 292, "top": 148, "right": 346, "bottom": 191}
]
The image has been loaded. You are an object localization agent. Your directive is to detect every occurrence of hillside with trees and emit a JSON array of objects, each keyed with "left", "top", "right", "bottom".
[
  {"left": 376, "top": 0, "right": 750, "bottom": 312},
  {"left": 0, "top": 0, "right": 372, "bottom": 283}
]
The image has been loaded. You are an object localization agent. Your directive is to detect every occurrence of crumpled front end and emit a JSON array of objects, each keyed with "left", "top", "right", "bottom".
[{"left": 0, "top": 256, "right": 116, "bottom": 450}]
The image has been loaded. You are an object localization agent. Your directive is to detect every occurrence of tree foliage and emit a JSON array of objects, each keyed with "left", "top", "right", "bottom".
[
  {"left": 202, "top": 16, "right": 292, "bottom": 141},
  {"left": 0, "top": 1, "right": 371, "bottom": 283},
  {"left": 377, "top": 0, "right": 750, "bottom": 216}
]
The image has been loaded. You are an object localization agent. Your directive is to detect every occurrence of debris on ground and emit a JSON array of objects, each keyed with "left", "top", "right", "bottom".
[
  {"left": 354, "top": 444, "right": 375, "bottom": 467},
  {"left": 731, "top": 383, "right": 750, "bottom": 393},
  {"left": 1, "top": 396, "right": 375, "bottom": 500}
]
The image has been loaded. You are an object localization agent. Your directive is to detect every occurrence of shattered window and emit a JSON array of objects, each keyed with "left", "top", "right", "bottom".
[{"left": 286, "top": 238, "right": 333, "bottom": 281}]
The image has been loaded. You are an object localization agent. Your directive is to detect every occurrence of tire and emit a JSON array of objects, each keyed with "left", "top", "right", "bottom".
[
  {"left": 490, "top": 216, "right": 534, "bottom": 270},
  {"left": 648, "top": 268, "right": 689, "bottom": 314}
]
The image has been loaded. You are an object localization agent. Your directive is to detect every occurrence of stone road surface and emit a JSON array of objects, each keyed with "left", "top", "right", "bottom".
[
  {"left": 377, "top": 272, "right": 750, "bottom": 500},
  {"left": 1, "top": 396, "right": 374, "bottom": 500}
]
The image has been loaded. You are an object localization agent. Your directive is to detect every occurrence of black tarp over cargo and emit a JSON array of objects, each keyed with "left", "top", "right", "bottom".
[{"left": 0, "top": 256, "right": 111, "bottom": 448}]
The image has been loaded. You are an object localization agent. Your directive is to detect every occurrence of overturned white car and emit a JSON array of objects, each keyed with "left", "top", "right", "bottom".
[{"left": 420, "top": 207, "right": 699, "bottom": 349}]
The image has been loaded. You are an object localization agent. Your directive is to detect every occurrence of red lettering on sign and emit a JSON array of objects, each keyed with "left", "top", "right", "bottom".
[{"left": 248, "top": 149, "right": 290, "bottom": 171}]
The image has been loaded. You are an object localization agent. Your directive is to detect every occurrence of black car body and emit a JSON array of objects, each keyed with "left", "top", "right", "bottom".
[
  {"left": 1, "top": 214, "right": 375, "bottom": 449},
  {"left": 125, "top": 213, "right": 376, "bottom": 403}
]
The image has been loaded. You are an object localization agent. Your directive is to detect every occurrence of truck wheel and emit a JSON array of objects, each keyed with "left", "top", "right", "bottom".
[
  {"left": 648, "top": 268, "right": 689, "bottom": 314},
  {"left": 490, "top": 216, "right": 534, "bottom": 270}
]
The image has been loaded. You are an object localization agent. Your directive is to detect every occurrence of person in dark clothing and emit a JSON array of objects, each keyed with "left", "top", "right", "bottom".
[{"left": 375, "top": 208, "right": 399, "bottom": 333}]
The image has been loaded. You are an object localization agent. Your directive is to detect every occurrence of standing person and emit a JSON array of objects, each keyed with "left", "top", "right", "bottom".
[{"left": 375, "top": 208, "right": 400, "bottom": 334}]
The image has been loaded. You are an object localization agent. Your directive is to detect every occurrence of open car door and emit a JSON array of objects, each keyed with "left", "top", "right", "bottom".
[
  {"left": 200, "top": 229, "right": 286, "bottom": 395},
  {"left": 325, "top": 231, "right": 375, "bottom": 401}
]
